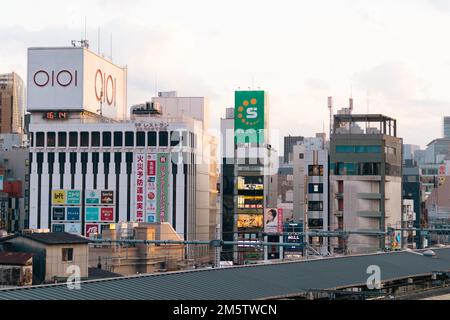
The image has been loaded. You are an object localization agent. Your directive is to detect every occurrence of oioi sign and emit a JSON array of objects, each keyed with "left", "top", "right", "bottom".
[{"left": 235, "top": 91, "right": 265, "bottom": 144}]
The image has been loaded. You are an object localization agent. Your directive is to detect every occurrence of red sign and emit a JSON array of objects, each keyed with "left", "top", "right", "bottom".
[
  {"left": 85, "top": 224, "right": 99, "bottom": 238},
  {"left": 135, "top": 154, "right": 145, "bottom": 222},
  {"left": 277, "top": 208, "right": 284, "bottom": 233},
  {"left": 147, "top": 160, "right": 156, "bottom": 176},
  {"left": 101, "top": 208, "right": 114, "bottom": 222},
  {"left": 440, "top": 165, "right": 446, "bottom": 176}
]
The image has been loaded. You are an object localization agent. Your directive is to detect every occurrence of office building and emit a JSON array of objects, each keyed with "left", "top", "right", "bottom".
[
  {"left": 284, "top": 135, "right": 304, "bottom": 164},
  {"left": 292, "top": 136, "right": 329, "bottom": 254},
  {"left": 329, "top": 114, "right": 403, "bottom": 254},
  {"left": 26, "top": 46, "right": 218, "bottom": 262},
  {"left": 444, "top": 116, "right": 450, "bottom": 139},
  {"left": 0, "top": 73, "right": 25, "bottom": 135}
]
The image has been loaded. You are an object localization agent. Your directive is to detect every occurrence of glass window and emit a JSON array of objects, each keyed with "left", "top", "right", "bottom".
[
  {"left": 148, "top": 132, "right": 157, "bottom": 147},
  {"left": 336, "top": 145, "right": 354, "bottom": 153},
  {"left": 102, "top": 132, "right": 112, "bottom": 147},
  {"left": 125, "top": 132, "right": 134, "bottom": 147},
  {"left": 299, "top": 153, "right": 304, "bottom": 159},
  {"left": 91, "top": 132, "right": 100, "bottom": 147},
  {"left": 80, "top": 132, "right": 89, "bottom": 147},
  {"left": 58, "top": 132, "right": 67, "bottom": 147},
  {"left": 114, "top": 132, "right": 123, "bottom": 147},
  {"left": 36, "top": 132, "right": 45, "bottom": 147},
  {"left": 182, "top": 131, "right": 188, "bottom": 147},
  {"left": 308, "top": 165, "right": 324, "bottom": 176},
  {"left": 136, "top": 132, "right": 145, "bottom": 147},
  {"left": 171, "top": 131, "right": 181, "bottom": 147},
  {"left": 308, "top": 184, "right": 323, "bottom": 194},
  {"left": 62, "top": 248, "right": 74, "bottom": 262},
  {"left": 69, "top": 132, "right": 78, "bottom": 147},
  {"left": 308, "top": 201, "right": 323, "bottom": 211},
  {"left": 47, "top": 132, "right": 56, "bottom": 147},
  {"left": 159, "top": 131, "right": 168, "bottom": 147}
]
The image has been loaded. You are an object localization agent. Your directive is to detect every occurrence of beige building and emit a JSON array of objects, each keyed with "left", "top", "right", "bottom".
[
  {"left": 0, "top": 73, "right": 25, "bottom": 135},
  {"left": 0, "top": 232, "right": 89, "bottom": 284},
  {"left": 90, "top": 223, "right": 188, "bottom": 275}
]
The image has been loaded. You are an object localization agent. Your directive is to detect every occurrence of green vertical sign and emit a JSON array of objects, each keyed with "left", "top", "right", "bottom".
[
  {"left": 157, "top": 153, "right": 170, "bottom": 223},
  {"left": 235, "top": 91, "right": 265, "bottom": 144}
]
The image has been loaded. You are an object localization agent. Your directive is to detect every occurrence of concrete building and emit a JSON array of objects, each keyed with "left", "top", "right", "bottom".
[
  {"left": 220, "top": 91, "right": 278, "bottom": 264},
  {"left": 26, "top": 46, "right": 218, "bottom": 263},
  {"left": 403, "top": 144, "right": 420, "bottom": 162},
  {"left": 329, "top": 114, "right": 403, "bottom": 254},
  {"left": 0, "top": 73, "right": 25, "bottom": 135},
  {"left": 443, "top": 116, "right": 450, "bottom": 139},
  {"left": 401, "top": 199, "right": 416, "bottom": 249},
  {"left": 293, "top": 136, "right": 329, "bottom": 254},
  {"left": 0, "top": 232, "right": 89, "bottom": 284},
  {"left": 90, "top": 223, "right": 188, "bottom": 275},
  {"left": 0, "top": 252, "right": 33, "bottom": 287},
  {"left": 402, "top": 160, "right": 422, "bottom": 229},
  {"left": 284, "top": 135, "right": 304, "bottom": 164}
]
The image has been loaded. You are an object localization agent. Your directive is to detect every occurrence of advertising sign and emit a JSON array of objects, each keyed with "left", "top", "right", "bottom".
[
  {"left": 85, "top": 224, "right": 100, "bottom": 238},
  {"left": 27, "top": 47, "right": 126, "bottom": 120},
  {"left": 65, "top": 223, "right": 82, "bottom": 235},
  {"left": 235, "top": 91, "right": 265, "bottom": 144},
  {"left": 52, "top": 207, "right": 65, "bottom": 221},
  {"left": 52, "top": 190, "right": 66, "bottom": 205},
  {"left": 135, "top": 154, "right": 145, "bottom": 222},
  {"left": 237, "top": 214, "right": 264, "bottom": 229},
  {"left": 85, "top": 190, "right": 101, "bottom": 205},
  {"left": 146, "top": 154, "right": 157, "bottom": 222},
  {"left": 0, "top": 176, "right": 3, "bottom": 191},
  {"left": 66, "top": 207, "right": 81, "bottom": 221},
  {"left": 86, "top": 207, "right": 100, "bottom": 222},
  {"left": 66, "top": 190, "right": 81, "bottom": 205},
  {"left": 439, "top": 165, "right": 446, "bottom": 176},
  {"left": 101, "top": 191, "right": 114, "bottom": 205},
  {"left": 157, "top": 153, "right": 170, "bottom": 223},
  {"left": 52, "top": 224, "right": 65, "bottom": 233},
  {"left": 265, "top": 208, "right": 284, "bottom": 234},
  {"left": 101, "top": 207, "right": 114, "bottom": 222}
]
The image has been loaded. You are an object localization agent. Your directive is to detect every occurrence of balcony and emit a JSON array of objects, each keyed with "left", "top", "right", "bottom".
[
  {"left": 357, "top": 211, "right": 382, "bottom": 218},
  {"left": 357, "top": 193, "right": 381, "bottom": 200}
]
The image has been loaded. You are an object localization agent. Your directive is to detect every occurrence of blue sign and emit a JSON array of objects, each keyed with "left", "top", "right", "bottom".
[
  {"left": 52, "top": 224, "right": 65, "bottom": 233},
  {"left": 67, "top": 207, "right": 81, "bottom": 221}
]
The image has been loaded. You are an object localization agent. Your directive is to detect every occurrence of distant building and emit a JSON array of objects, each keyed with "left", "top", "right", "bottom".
[
  {"left": 0, "top": 252, "right": 33, "bottom": 287},
  {"left": 284, "top": 136, "right": 304, "bottom": 164},
  {"left": 403, "top": 144, "right": 420, "bottom": 162},
  {"left": 0, "top": 232, "right": 89, "bottom": 284},
  {"left": 329, "top": 114, "right": 403, "bottom": 254},
  {"left": 443, "top": 116, "right": 450, "bottom": 139},
  {"left": 0, "top": 73, "right": 25, "bottom": 135},
  {"left": 293, "top": 136, "right": 329, "bottom": 254}
]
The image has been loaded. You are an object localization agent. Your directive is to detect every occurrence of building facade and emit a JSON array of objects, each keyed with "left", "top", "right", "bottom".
[
  {"left": 284, "top": 135, "right": 304, "bottom": 164},
  {"left": 0, "top": 73, "right": 25, "bottom": 135},
  {"left": 329, "top": 114, "right": 403, "bottom": 254}
]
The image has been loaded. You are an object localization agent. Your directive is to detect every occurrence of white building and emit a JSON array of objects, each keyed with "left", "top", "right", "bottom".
[
  {"left": 27, "top": 46, "right": 218, "bottom": 262},
  {"left": 292, "top": 136, "right": 329, "bottom": 254}
]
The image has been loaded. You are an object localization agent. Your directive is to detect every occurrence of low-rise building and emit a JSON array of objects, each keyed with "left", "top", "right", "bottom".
[{"left": 0, "top": 252, "right": 33, "bottom": 287}]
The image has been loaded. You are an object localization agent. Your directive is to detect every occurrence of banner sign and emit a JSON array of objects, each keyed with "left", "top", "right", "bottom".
[{"left": 157, "top": 153, "right": 170, "bottom": 223}]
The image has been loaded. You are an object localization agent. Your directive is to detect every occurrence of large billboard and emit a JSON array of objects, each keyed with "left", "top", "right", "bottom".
[
  {"left": 235, "top": 91, "right": 265, "bottom": 144},
  {"left": 237, "top": 214, "right": 264, "bottom": 229},
  {"left": 265, "top": 208, "right": 284, "bottom": 234},
  {"left": 27, "top": 47, "right": 127, "bottom": 120}
]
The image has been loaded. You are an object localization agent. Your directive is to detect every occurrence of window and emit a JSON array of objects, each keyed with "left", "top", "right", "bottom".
[
  {"left": 62, "top": 248, "right": 74, "bottom": 262},
  {"left": 91, "top": 132, "right": 100, "bottom": 147},
  {"left": 136, "top": 132, "right": 145, "bottom": 147},
  {"left": 69, "top": 132, "right": 78, "bottom": 147},
  {"left": 308, "top": 165, "right": 324, "bottom": 176},
  {"left": 308, "top": 184, "right": 323, "bottom": 194},
  {"left": 171, "top": 131, "right": 180, "bottom": 147},
  {"left": 148, "top": 132, "right": 157, "bottom": 147},
  {"left": 125, "top": 132, "right": 134, "bottom": 147},
  {"left": 308, "top": 201, "right": 323, "bottom": 211},
  {"left": 114, "top": 132, "right": 123, "bottom": 147},
  {"left": 336, "top": 145, "right": 381, "bottom": 153},
  {"left": 182, "top": 131, "right": 188, "bottom": 147},
  {"left": 159, "top": 131, "right": 169, "bottom": 147},
  {"left": 385, "top": 146, "right": 396, "bottom": 155},
  {"left": 299, "top": 153, "right": 304, "bottom": 159},
  {"left": 58, "top": 132, "right": 67, "bottom": 147},
  {"left": 47, "top": 132, "right": 56, "bottom": 147},
  {"left": 80, "top": 132, "right": 89, "bottom": 147},
  {"left": 358, "top": 163, "right": 381, "bottom": 175},
  {"left": 102, "top": 132, "right": 112, "bottom": 147},
  {"left": 36, "top": 132, "right": 45, "bottom": 147}
]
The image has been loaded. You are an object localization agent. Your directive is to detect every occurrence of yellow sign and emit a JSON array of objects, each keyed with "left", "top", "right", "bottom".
[
  {"left": 52, "top": 190, "right": 66, "bottom": 205},
  {"left": 237, "top": 214, "right": 264, "bottom": 229}
]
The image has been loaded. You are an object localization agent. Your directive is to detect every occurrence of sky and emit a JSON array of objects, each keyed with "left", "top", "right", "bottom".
[{"left": 1, "top": 0, "right": 450, "bottom": 150}]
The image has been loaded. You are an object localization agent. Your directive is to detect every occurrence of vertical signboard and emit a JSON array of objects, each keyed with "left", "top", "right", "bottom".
[
  {"left": 146, "top": 154, "right": 157, "bottom": 223},
  {"left": 235, "top": 91, "right": 265, "bottom": 144},
  {"left": 135, "top": 154, "right": 145, "bottom": 222},
  {"left": 157, "top": 153, "right": 170, "bottom": 223}
]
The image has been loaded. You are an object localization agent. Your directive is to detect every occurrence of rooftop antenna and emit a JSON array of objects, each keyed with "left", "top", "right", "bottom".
[{"left": 328, "top": 96, "right": 334, "bottom": 138}]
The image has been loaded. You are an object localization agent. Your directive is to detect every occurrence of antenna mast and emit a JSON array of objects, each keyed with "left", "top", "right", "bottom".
[{"left": 328, "top": 97, "right": 334, "bottom": 138}]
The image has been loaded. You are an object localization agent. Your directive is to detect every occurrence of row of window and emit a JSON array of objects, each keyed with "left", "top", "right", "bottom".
[
  {"left": 336, "top": 145, "right": 382, "bottom": 153},
  {"left": 32, "top": 131, "right": 195, "bottom": 149},
  {"left": 330, "top": 162, "right": 401, "bottom": 177}
]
